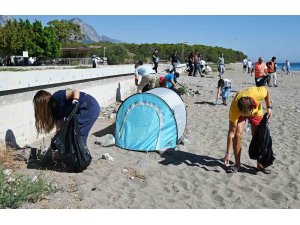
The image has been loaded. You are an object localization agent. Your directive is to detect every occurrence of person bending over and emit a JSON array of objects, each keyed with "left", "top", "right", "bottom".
[
  {"left": 216, "top": 78, "right": 232, "bottom": 106},
  {"left": 134, "top": 61, "right": 156, "bottom": 93},
  {"left": 224, "top": 86, "right": 272, "bottom": 174},
  {"left": 33, "top": 89, "right": 100, "bottom": 145},
  {"left": 164, "top": 72, "right": 180, "bottom": 92}
]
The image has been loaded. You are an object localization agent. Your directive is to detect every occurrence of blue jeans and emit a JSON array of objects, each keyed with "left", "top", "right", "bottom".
[
  {"left": 170, "top": 62, "right": 177, "bottom": 74},
  {"left": 221, "top": 87, "right": 231, "bottom": 101},
  {"left": 193, "top": 64, "right": 201, "bottom": 76}
]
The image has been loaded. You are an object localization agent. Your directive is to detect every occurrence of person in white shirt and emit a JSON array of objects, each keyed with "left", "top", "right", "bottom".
[
  {"left": 215, "top": 78, "right": 232, "bottom": 106},
  {"left": 202, "top": 64, "right": 212, "bottom": 74},
  {"left": 28, "top": 57, "right": 35, "bottom": 65},
  {"left": 285, "top": 60, "right": 291, "bottom": 75},
  {"left": 242, "top": 58, "right": 248, "bottom": 72},
  {"left": 92, "top": 56, "right": 97, "bottom": 68},
  {"left": 134, "top": 61, "right": 157, "bottom": 93},
  {"left": 217, "top": 54, "right": 225, "bottom": 78},
  {"left": 247, "top": 59, "right": 252, "bottom": 75}
]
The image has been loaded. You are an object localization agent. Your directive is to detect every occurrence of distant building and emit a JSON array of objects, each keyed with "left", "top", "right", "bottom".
[{"left": 61, "top": 46, "right": 102, "bottom": 58}]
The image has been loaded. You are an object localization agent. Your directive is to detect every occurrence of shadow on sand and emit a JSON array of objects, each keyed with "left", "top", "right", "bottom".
[
  {"left": 93, "top": 123, "right": 116, "bottom": 137},
  {"left": 159, "top": 149, "right": 257, "bottom": 174},
  {"left": 194, "top": 101, "right": 215, "bottom": 106}
]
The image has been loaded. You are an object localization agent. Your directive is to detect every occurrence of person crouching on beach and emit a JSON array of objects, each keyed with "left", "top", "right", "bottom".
[
  {"left": 224, "top": 85, "right": 272, "bottom": 174},
  {"left": 215, "top": 78, "right": 232, "bottom": 106},
  {"left": 164, "top": 72, "right": 180, "bottom": 92}
]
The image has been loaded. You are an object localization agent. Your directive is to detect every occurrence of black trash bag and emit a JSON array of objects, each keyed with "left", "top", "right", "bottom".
[
  {"left": 51, "top": 104, "right": 92, "bottom": 172},
  {"left": 248, "top": 113, "right": 275, "bottom": 168}
]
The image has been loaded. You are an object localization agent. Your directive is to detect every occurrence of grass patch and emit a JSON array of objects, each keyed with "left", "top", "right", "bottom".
[
  {"left": 0, "top": 147, "right": 61, "bottom": 208},
  {"left": 0, "top": 170, "right": 61, "bottom": 208}
]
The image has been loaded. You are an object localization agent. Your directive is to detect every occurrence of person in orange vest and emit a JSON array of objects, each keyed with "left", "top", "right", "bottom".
[
  {"left": 267, "top": 56, "right": 278, "bottom": 87},
  {"left": 254, "top": 57, "right": 268, "bottom": 86}
]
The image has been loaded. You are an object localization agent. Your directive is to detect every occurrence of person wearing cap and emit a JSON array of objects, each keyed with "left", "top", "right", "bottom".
[
  {"left": 224, "top": 86, "right": 272, "bottom": 174},
  {"left": 134, "top": 61, "right": 157, "bottom": 93}
]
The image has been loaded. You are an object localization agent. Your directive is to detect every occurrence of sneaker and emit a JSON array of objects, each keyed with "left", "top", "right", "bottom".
[{"left": 226, "top": 166, "right": 239, "bottom": 173}]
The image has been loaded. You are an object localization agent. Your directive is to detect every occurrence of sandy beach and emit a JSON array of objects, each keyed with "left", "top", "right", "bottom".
[{"left": 14, "top": 63, "right": 300, "bottom": 209}]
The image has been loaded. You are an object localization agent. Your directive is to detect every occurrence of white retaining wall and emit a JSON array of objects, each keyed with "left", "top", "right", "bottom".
[{"left": 0, "top": 65, "right": 137, "bottom": 147}]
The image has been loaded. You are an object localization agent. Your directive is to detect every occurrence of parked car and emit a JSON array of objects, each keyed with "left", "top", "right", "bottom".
[{"left": 10, "top": 56, "right": 24, "bottom": 66}]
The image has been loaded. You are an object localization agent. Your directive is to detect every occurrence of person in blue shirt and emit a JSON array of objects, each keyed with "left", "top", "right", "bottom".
[
  {"left": 163, "top": 72, "right": 180, "bottom": 91},
  {"left": 33, "top": 89, "right": 100, "bottom": 145}
]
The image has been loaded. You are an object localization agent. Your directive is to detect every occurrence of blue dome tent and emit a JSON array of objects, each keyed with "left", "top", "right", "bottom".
[{"left": 115, "top": 88, "right": 187, "bottom": 151}]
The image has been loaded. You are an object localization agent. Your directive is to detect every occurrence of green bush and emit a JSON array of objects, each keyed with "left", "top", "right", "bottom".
[
  {"left": 106, "top": 45, "right": 128, "bottom": 65},
  {"left": 0, "top": 168, "right": 61, "bottom": 208}
]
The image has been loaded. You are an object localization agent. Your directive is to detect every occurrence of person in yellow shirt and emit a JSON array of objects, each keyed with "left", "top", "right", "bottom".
[{"left": 224, "top": 86, "right": 272, "bottom": 174}]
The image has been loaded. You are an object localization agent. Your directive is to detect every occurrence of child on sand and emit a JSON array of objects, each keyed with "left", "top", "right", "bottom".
[{"left": 215, "top": 78, "right": 232, "bottom": 106}]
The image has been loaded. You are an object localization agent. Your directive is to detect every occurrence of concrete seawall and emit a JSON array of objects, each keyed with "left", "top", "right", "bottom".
[{"left": 0, "top": 65, "right": 137, "bottom": 147}]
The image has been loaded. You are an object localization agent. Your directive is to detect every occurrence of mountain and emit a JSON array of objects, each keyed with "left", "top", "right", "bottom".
[
  {"left": 0, "top": 15, "right": 12, "bottom": 26},
  {"left": 0, "top": 16, "right": 121, "bottom": 44},
  {"left": 69, "top": 17, "right": 121, "bottom": 44}
]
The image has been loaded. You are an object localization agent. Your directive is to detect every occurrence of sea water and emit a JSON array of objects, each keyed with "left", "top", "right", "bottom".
[{"left": 277, "top": 62, "right": 300, "bottom": 72}]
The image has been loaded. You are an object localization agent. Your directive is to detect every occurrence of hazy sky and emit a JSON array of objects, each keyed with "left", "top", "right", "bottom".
[{"left": 16, "top": 15, "right": 300, "bottom": 62}]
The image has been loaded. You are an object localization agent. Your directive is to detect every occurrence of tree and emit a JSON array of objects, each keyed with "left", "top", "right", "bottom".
[
  {"left": 0, "top": 19, "right": 22, "bottom": 56},
  {"left": 41, "top": 26, "right": 61, "bottom": 59},
  {"left": 0, "top": 19, "right": 61, "bottom": 60},
  {"left": 106, "top": 45, "right": 128, "bottom": 65},
  {"left": 47, "top": 19, "right": 83, "bottom": 43}
]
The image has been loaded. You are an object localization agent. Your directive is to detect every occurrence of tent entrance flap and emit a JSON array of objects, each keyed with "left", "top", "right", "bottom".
[{"left": 117, "top": 103, "right": 163, "bottom": 150}]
